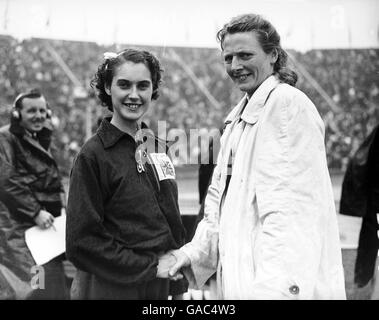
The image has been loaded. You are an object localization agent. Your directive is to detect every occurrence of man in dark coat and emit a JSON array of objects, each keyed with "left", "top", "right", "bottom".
[
  {"left": 340, "top": 123, "right": 379, "bottom": 297},
  {"left": 0, "top": 89, "right": 68, "bottom": 299}
]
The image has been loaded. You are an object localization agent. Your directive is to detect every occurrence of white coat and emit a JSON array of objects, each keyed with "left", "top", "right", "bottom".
[{"left": 181, "top": 75, "right": 346, "bottom": 300}]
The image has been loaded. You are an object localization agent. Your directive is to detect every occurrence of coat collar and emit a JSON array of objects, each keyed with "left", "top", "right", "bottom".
[
  {"left": 22, "top": 134, "right": 54, "bottom": 159},
  {"left": 9, "top": 118, "right": 54, "bottom": 159},
  {"left": 225, "top": 75, "right": 280, "bottom": 125}
]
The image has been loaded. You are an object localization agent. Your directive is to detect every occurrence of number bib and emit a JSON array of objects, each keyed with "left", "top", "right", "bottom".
[{"left": 149, "top": 153, "right": 176, "bottom": 180}]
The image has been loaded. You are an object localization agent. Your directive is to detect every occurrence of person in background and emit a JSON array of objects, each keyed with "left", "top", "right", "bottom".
[
  {"left": 165, "top": 13, "right": 346, "bottom": 299},
  {"left": 0, "top": 89, "right": 68, "bottom": 299},
  {"left": 66, "top": 49, "right": 188, "bottom": 299},
  {"left": 190, "top": 127, "right": 222, "bottom": 241},
  {"left": 340, "top": 123, "right": 379, "bottom": 299}
]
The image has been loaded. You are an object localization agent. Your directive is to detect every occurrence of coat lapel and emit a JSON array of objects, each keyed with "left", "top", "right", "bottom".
[{"left": 22, "top": 135, "right": 54, "bottom": 160}]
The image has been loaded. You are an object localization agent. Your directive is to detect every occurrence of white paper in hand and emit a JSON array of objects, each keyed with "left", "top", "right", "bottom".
[{"left": 25, "top": 215, "right": 66, "bottom": 266}]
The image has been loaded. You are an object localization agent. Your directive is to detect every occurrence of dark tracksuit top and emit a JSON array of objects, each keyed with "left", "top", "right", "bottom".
[{"left": 66, "top": 117, "right": 187, "bottom": 298}]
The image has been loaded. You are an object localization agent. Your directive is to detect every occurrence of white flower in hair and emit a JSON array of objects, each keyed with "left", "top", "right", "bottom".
[{"left": 103, "top": 52, "right": 118, "bottom": 60}]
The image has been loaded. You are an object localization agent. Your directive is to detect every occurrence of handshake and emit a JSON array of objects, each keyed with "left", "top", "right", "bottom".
[{"left": 156, "top": 249, "right": 191, "bottom": 280}]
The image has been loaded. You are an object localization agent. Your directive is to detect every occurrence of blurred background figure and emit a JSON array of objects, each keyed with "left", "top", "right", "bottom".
[
  {"left": 340, "top": 123, "right": 379, "bottom": 299},
  {"left": 190, "top": 126, "right": 222, "bottom": 241},
  {"left": 0, "top": 89, "right": 68, "bottom": 300}
]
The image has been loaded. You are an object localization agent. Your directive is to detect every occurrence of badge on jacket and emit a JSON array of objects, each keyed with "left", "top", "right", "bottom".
[{"left": 148, "top": 153, "right": 176, "bottom": 180}]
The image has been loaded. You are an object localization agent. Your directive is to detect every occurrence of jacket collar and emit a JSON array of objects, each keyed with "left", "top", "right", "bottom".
[
  {"left": 97, "top": 117, "right": 128, "bottom": 149},
  {"left": 97, "top": 116, "right": 153, "bottom": 149},
  {"left": 225, "top": 75, "right": 280, "bottom": 125}
]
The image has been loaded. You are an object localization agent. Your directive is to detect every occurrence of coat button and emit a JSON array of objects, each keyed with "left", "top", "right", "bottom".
[{"left": 289, "top": 285, "right": 299, "bottom": 295}]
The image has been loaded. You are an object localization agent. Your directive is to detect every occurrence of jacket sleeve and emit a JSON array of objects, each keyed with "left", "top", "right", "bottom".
[
  {"left": 66, "top": 151, "right": 159, "bottom": 285},
  {"left": 250, "top": 88, "right": 344, "bottom": 299},
  {"left": 0, "top": 134, "right": 41, "bottom": 219}
]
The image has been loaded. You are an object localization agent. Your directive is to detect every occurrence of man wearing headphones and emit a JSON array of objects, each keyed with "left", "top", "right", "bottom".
[{"left": 0, "top": 89, "right": 68, "bottom": 299}]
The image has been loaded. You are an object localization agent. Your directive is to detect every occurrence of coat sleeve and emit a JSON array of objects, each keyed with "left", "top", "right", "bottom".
[
  {"left": 66, "top": 151, "right": 159, "bottom": 285},
  {"left": 0, "top": 134, "right": 41, "bottom": 219},
  {"left": 250, "top": 88, "right": 343, "bottom": 299},
  {"left": 180, "top": 145, "right": 223, "bottom": 289}
]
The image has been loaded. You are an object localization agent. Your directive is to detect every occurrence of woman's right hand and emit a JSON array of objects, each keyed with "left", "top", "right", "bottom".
[
  {"left": 157, "top": 252, "right": 178, "bottom": 278},
  {"left": 33, "top": 209, "right": 55, "bottom": 229},
  {"left": 168, "top": 249, "right": 191, "bottom": 280}
]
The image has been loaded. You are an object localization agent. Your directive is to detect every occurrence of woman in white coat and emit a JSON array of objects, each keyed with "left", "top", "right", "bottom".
[{"left": 165, "top": 13, "right": 346, "bottom": 300}]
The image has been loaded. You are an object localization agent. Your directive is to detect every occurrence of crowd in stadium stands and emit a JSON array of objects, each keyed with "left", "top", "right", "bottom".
[{"left": 0, "top": 35, "right": 378, "bottom": 175}]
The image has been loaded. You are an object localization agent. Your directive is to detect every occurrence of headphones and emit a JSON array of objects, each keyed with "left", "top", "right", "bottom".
[{"left": 11, "top": 91, "right": 52, "bottom": 121}]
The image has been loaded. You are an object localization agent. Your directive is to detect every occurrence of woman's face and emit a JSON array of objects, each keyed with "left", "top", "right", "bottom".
[
  {"left": 222, "top": 31, "right": 277, "bottom": 97},
  {"left": 105, "top": 61, "right": 153, "bottom": 125}
]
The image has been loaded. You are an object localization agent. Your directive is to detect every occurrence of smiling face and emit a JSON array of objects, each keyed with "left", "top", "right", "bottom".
[
  {"left": 105, "top": 61, "right": 153, "bottom": 132},
  {"left": 222, "top": 31, "right": 277, "bottom": 97},
  {"left": 19, "top": 97, "right": 48, "bottom": 133}
]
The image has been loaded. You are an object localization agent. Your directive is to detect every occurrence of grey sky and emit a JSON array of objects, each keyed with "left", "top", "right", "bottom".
[{"left": 1, "top": 0, "right": 378, "bottom": 51}]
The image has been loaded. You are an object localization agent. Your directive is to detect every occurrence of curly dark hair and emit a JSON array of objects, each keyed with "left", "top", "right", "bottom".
[
  {"left": 216, "top": 14, "right": 297, "bottom": 87},
  {"left": 91, "top": 49, "right": 163, "bottom": 111}
]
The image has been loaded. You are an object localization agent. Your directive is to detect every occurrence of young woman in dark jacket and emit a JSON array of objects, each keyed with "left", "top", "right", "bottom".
[{"left": 66, "top": 49, "right": 188, "bottom": 299}]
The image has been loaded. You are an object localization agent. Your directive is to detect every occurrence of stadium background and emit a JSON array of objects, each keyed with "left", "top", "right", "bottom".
[{"left": 0, "top": 0, "right": 378, "bottom": 299}]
